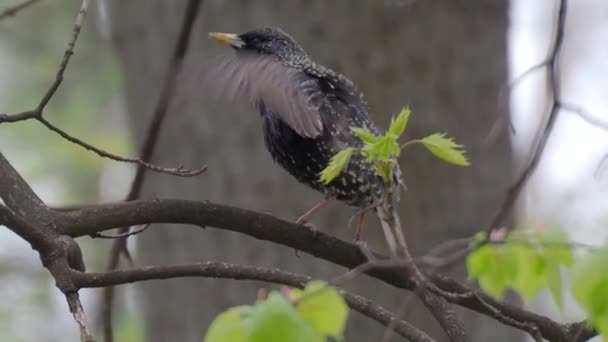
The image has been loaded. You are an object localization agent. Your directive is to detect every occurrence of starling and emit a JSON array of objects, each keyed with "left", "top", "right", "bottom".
[{"left": 209, "top": 27, "right": 400, "bottom": 238}]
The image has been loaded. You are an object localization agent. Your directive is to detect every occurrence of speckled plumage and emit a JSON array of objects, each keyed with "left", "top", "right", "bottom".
[{"left": 211, "top": 27, "right": 397, "bottom": 208}]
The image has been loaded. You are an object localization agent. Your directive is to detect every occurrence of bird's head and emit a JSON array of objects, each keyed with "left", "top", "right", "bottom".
[{"left": 209, "top": 27, "right": 308, "bottom": 65}]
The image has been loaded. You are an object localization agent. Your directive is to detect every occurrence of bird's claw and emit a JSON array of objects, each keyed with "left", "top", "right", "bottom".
[
  {"left": 296, "top": 215, "right": 309, "bottom": 225},
  {"left": 353, "top": 238, "right": 368, "bottom": 249},
  {"left": 300, "top": 221, "right": 318, "bottom": 232},
  {"left": 296, "top": 215, "right": 318, "bottom": 232}
]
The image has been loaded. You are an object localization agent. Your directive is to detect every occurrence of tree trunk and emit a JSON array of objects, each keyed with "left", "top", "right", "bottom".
[{"left": 109, "top": 1, "right": 516, "bottom": 340}]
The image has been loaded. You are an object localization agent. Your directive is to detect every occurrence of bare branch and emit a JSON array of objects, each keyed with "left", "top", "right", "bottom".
[
  {"left": 0, "top": 0, "right": 42, "bottom": 20},
  {"left": 72, "top": 262, "right": 435, "bottom": 342},
  {"left": 0, "top": 0, "right": 87, "bottom": 123},
  {"left": 53, "top": 198, "right": 595, "bottom": 341},
  {"left": 0, "top": 150, "right": 595, "bottom": 341},
  {"left": 0, "top": 0, "right": 206, "bottom": 181},
  {"left": 376, "top": 187, "right": 468, "bottom": 342},
  {"left": 487, "top": 0, "right": 568, "bottom": 232},
  {"left": 0, "top": 153, "right": 94, "bottom": 340},
  {"left": 92, "top": 224, "right": 151, "bottom": 239},
  {"left": 37, "top": 116, "right": 207, "bottom": 177},
  {"left": 473, "top": 292, "right": 542, "bottom": 342},
  {"left": 66, "top": 292, "right": 95, "bottom": 342},
  {"left": 558, "top": 101, "right": 608, "bottom": 131}
]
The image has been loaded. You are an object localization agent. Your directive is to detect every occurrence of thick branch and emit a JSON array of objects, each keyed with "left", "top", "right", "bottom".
[
  {"left": 72, "top": 262, "right": 435, "bottom": 342},
  {"left": 56, "top": 199, "right": 593, "bottom": 341}
]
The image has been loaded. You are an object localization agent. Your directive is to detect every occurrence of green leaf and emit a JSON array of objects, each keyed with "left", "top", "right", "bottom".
[
  {"left": 388, "top": 107, "right": 411, "bottom": 137},
  {"left": 467, "top": 245, "right": 517, "bottom": 298},
  {"left": 351, "top": 127, "right": 379, "bottom": 145},
  {"left": 466, "top": 245, "right": 491, "bottom": 280},
  {"left": 319, "top": 148, "right": 355, "bottom": 185},
  {"left": 466, "top": 244, "right": 516, "bottom": 298},
  {"left": 204, "top": 306, "right": 250, "bottom": 342},
  {"left": 248, "top": 292, "right": 324, "bottom": 342},
  {"left": 541, "top": 228, "right": 574, "bottom": 267},
  {"left": 292, "top": 281, "right": 349, "bottom": 341},
  {"left": 421, "top": 133, "right": 469, "bottom": 166},
  {"left": 509, "top": 245, "right": 547, "bottom": 302},
  {"left": 362, "top": 135, "right": 400, "bottom": 161},
  {"left": 572, "top": 248, "right": 608, "bottom": 337},
  {"left": 546, "top": 264, "right": 563, "bottom": 308}
]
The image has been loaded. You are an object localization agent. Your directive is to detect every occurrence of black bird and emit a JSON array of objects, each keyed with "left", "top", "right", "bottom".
[{"left": 208, "top": 27, "right": 400, "bottom": 240}]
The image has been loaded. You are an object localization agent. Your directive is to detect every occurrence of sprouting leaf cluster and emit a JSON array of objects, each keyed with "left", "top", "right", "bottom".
[
  {"left": 319, "top": 107, "right": 469, "bottom": 185},
  {"left": 467, "top": 228, "right": 573, "bottom": 305},
  {"left": 204, "top": 281, "right": 349, "bottom": 342},
  {"left": 571, "top": 247, "right": 608, "bottom": 340},
  {"left": 467, "top": 227, "right": 608, "bottom": 339}
]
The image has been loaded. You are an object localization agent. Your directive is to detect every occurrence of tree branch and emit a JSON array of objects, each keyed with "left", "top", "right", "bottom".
[
  {"left": 54, "top": 198, "right": 594, "bottom": 341},
  {"left": 487, "top": 0, "right": 568, "bottom": 231},
  {"left": 0, "top": 0, "right": 42, "bottom": 20},
  {"left": 0, "top": 141, "right": 595, "bottom": 340},
  {"left": 72, "top": 261, "right": 436, "bottom": 342},
  {"left": 0, "top": 0, "right": 206, "bottom": 179},
  {"left": 0, "top": 0, "right": 85, "bottom": 123},
  {"left": 37, "top": 116, "right": 207, "bottom": 177}
]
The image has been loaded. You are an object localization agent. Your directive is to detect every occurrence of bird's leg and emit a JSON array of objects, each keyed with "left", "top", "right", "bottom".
[
  {"left": 296, "top": 194, "right": 336, "bottom": 226},
  {"left": 352, "top": 208, "right": 368, "bottom": 243}
]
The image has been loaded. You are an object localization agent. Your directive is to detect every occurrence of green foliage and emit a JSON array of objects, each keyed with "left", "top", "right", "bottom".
[
  {"left": 351, "top": 127, "right": 378, "bottom": 145},
  {"left": 572, "top": 247, "right": 608, "bottom": 340},
  {"left": 204, "top": 282, "right": 349, "bottom": 342},
  {"left": 420, "top": 133, "right": 469, "bottom": 166},
  {"left": 319, "top": 106, "right": 468, "bottom": 186},
  {"left": 292, "top": 281, "right": 349, "bottom": 340},
  {"left": 466, "top": 228, "right": 573, "bottom": 304},
  {"left": 467, "top": 243, "right": 517, "bottom": 298},
  {"left": 319, "top": 147, "right": 355, "bottom": 185},
  {"left": 467, "top": 227, "right": 608, "bottom": 338},
  {"left": 249, "top": 293, "right": 324, "bottom": 342},
  {"left": 205, "top": 306, "right": 250, "bottom": 342},
  {"left": 361, "top": 135, "right": 401, "bottom": 161},
  {"left": 388, "top": 107, "right": 411, "bottom": 137}
]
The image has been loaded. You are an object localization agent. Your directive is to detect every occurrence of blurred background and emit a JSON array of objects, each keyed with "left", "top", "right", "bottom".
[
  {"left": 0, "top": 1, "right": 137, "bottom": 340},
  {"left": 1, "top": 0, "right": 604, "bottom": 341}
]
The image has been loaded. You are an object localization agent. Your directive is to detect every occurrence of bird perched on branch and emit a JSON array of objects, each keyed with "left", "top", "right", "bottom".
[{"left": 208, "top": 27, "right": 400, "bottom": 240}]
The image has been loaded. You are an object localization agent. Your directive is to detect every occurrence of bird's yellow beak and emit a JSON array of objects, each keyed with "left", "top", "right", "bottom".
[{"left": 208, "top": 32, "right": 245, "bottom": 48}]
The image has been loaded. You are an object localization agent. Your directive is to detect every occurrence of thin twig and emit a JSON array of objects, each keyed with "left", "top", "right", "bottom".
[
  {"left": 486, "top": 0, "right": 568, "bottom": 233},
  {"left": 0, "top": 0, "right": 42, "bottom": 20},
  {"left": 72, "top": 262, "right": 435, "bottom": 342},
  {"left": 474, "top": 292, "right": 542, "bottom": 342},
  {"left": 37, "top": 116, "right": 207, "bottom": 176},
  {"left": 91, "top": 224, "right": 151, "bottom": 239},
  {"left": 1, "top": 7, "right": 79, "bottom": 122},
  {"left": 0, "top": 0, "right": 206, "bottom": 177},
  {"left": 380, "top": 294, "right": 417, "bottom": 342},
  {"left": 38, "top": 0, "right": 88, "bottom": 114},
  {"left": 558, "top": 101, "right": 608, "bottom": 131},
  {"left": 376, "top": 187, "right": 468, "bottom": 341},
  {"left": 0, "top": 0, "right": 85, "bottom": 123},
  {"left": 485, "top": 61, "right": 549, "bottom": 145},
  {"left": 67, "top": 292, "right": 95, "bottom": 342}
]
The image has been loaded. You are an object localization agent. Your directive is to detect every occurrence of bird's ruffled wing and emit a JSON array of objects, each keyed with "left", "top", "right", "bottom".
[{"left": 208, "top": 52, "right": 324, "bottom": 138}]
